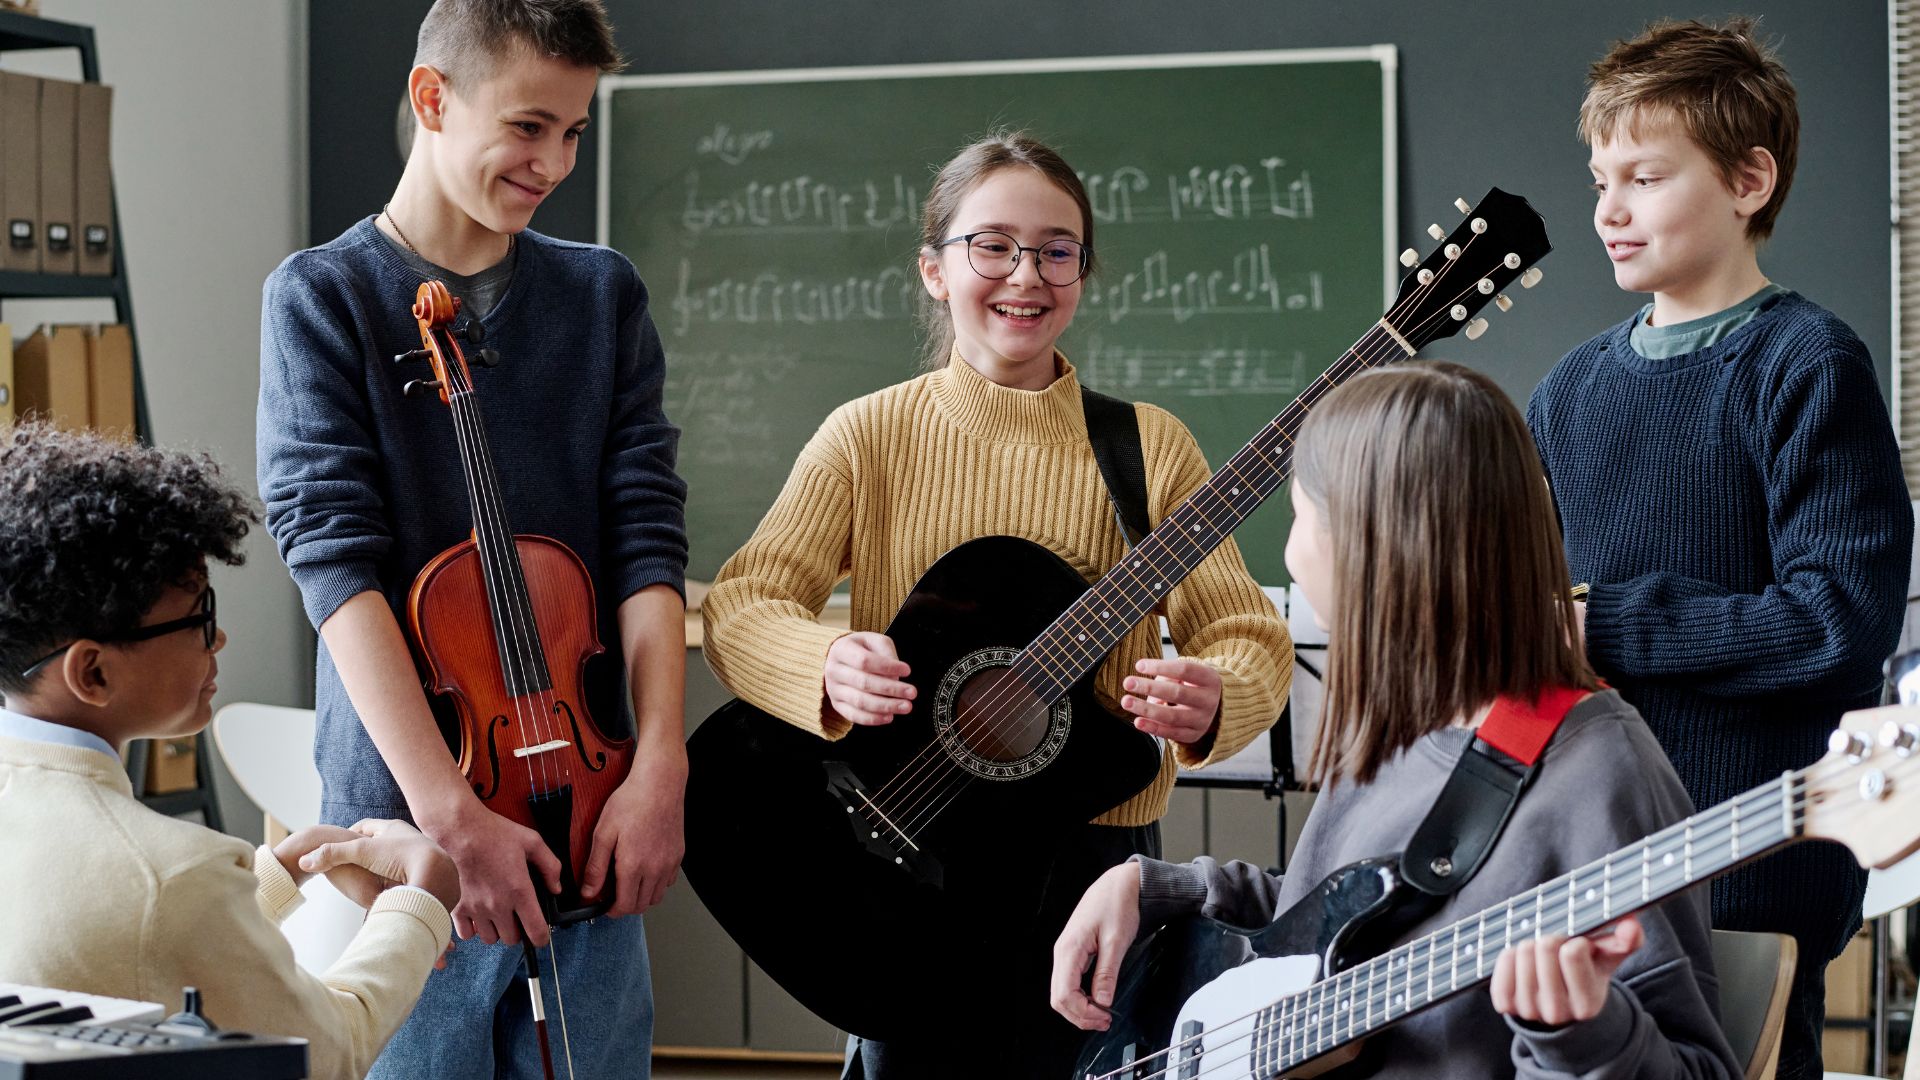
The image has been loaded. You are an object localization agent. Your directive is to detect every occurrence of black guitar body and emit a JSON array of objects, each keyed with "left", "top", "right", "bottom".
[
  {"left": 684, "top": 535, "right": 1164, "bottom": 1042},
  {"left": 1076, "top": 857, "right": 1426, "bottom": 1078}
]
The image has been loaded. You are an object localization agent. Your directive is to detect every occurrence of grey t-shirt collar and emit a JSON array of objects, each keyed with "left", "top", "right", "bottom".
[{"left": 1628, "top": 282, "right": 1788, "bottom": 360}]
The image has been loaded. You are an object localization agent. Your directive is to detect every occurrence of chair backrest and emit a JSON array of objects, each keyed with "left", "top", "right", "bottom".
[
  {"left": 1711, "top": 929, "right": 1797, "bottom": 1080},
  {"left": 209, "top": 702, "right": 321, "bottom": 832}
]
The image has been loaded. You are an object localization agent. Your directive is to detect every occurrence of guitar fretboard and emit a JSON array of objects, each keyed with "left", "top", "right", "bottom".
[
  {"left": 1251, "top": 771, "right": 1801, "bottom": 1072},
  {"left": 1009, "top": 323, "right": 1407, "bottom": 701}
]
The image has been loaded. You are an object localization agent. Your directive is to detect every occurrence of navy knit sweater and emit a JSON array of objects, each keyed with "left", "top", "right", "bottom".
[
  {"left": 1527, "top": 291, "right": 1909, "bottom": 955},
  {"left": 257, "top": 218, "right": 689, "bottom": 822}
]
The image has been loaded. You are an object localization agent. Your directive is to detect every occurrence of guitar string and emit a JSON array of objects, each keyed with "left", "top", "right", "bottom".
[
  {"left": 875, "top": 238, "right": 1505, "bottom": 837},
  {"left": 873, "top": 230, "right": 1497, "bottom": 828},
  {"left": 1086, "top": 757, "right": 1871, "bottom": 1080},
  {"left": 870, "top": 252, "right": 1469, "bottom": 829}
]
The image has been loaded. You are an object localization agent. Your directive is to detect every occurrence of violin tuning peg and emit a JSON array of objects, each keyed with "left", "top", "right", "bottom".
[
  {"left": 1494, "top": 293, "right": 1513, "bottom": 312},
  {"left": 1426, "top": 223, "right": 1446, "bottom": 241},
  {"left": 392, "top": 349, "right": 432, "bottom": 365},
  {"left": 1453, "top": 196, "right": 1472, "bottom": 214},
  {"left": 1520, "top": 267, "right": 1544, "bottom": 289},
  {"left": 403, "top": 378, "right": 443, "bottom": 398},
  {"left": 1399, "top": 247, "right": 1420, "bottom": 268},
  {"left": 474, "top": 348, "right": 502, "bottom": 369},
  {"left": 464, "top": 321, "right": 486, "bottom": 345},
  {"left": 1464, "top": 317, "right": 1489, "bottom": 341}
]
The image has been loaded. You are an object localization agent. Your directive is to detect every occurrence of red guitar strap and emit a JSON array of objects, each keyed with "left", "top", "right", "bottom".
[{"left": 1400, "top": 685, "right": 1590, "bottom": 897}]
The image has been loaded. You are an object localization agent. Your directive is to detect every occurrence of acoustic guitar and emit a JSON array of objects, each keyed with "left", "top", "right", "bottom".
[{"left": 683, "top": 188, "right": 1552, "bottom": 1042}]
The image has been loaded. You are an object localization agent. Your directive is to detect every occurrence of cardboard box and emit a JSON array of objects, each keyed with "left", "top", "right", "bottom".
[
  {"left": 0, "top": 322, "right": 12, "bottom": 426},
  {"left": 0, "top": 72, "right": 39, "bottom": 272},
  {"left": 74, "top": 81, "right": 111, "bottom": 276},
  {"left": 36, "top": 76, "right": 76, "bottom": 275},
  {"left": 86, "top": 323, "right": 133, "bottom": 437},
  {"left": 13, "top": 325, "right": 87, "bottom": 428},
  {"left": 144, "top": 735, "right": 199, "bottom": 795}
]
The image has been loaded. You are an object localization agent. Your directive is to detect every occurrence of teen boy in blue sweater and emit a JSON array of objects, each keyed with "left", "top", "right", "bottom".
[
  {"left": 1528, "top": 20, "right": 1910, "bottom": 1080},
  {"left": 256, "top": 2, "right": 688, "bottom": 1076}
]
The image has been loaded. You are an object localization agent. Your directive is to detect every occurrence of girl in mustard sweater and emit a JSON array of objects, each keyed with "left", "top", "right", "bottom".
[{"left": 701, "top": 132, "right": 1292, "bottom": 1079}]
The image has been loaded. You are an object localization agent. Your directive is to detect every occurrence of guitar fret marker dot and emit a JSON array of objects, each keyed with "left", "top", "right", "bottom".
[{"left": 1663, "top": 852, "right": 1674, "bottom": 867}]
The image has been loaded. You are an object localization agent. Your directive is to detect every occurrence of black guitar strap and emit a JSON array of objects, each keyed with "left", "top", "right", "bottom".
[
  {"left": 1401, "top": 686, "right": 1584, "bottom": 897},
  {"left": 1080, "top": 386, "right": 1150, "bottom": 546}
]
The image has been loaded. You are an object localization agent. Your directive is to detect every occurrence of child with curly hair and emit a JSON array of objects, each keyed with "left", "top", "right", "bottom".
[{"left": 0, "top": 421, "right": 462, "bottom": 1080}]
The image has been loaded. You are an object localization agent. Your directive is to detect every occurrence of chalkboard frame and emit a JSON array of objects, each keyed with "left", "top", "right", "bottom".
[{"left": 595, "top": 47, "right": 1399, "bottom": 585}]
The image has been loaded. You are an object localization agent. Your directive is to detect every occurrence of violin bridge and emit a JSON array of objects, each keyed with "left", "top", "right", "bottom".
[{"left": 513, "top": 739, "right": 571, "bottom": 759}]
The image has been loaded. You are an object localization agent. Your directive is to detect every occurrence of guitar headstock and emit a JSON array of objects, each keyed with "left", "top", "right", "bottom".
[
  {"left": 1387, "top": 187, "right": 1551, "bottom": 352},
  {"left": 1801, "top": 705, "right": 1920, "bottom": 868}
]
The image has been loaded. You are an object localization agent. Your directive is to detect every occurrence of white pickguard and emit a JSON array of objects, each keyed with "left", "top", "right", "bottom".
[{"left": 1169, "top": 953, "right": 1321, "bottom": 1075}]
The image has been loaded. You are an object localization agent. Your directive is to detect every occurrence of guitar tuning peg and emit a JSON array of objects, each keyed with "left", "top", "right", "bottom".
[
  {"left": 403, "top": 378, "right": 443, "bottom": 398},
  {"left": 464, "top": 321, "right": 486, "bottom": 345},
  {"left": 1453, "top": 197, "right": 1472, "bottom": 213},
  {"left": 392, "top": 348, "right": 432, "bottom": 365},
  {"left": 473, "top": 348, "right": 502, "bottom": 369},
  {"left": 1494, "top": 293, "right": 1513, "bottom": 312},
  {"left": 1399, "top": 247, "right": 1420, "bottom": 268},
  {"left": 1520, "top": 267, "right": 1544, "bottom": 289},
  {"left": 1464, "top": 317, "right": 1489, "bottom": 341},
  {"left": 1426, "top": 223, "right": 1446, "bottom": 241}
]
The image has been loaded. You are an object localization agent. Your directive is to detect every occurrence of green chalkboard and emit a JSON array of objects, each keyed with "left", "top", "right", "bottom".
[{"left": 598, "top": 49, "right": 1395, "bottom": 582}]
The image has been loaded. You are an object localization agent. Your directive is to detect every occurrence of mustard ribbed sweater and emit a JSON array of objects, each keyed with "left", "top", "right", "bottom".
[{"left": 701, "top": 355, "right": 1292, "bottom": 826}]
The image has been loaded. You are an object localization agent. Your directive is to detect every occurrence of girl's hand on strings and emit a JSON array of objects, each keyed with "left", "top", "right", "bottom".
[{"left": 1491, "top": 915, "right": 1644, "bottom": 1027}]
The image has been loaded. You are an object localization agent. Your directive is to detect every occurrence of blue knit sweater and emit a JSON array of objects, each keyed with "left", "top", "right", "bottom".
[
  {"left": 1527, "top": 291, "right": 1909, "bottom": 953},
  {"left": 257, "top": 218, "right": 689, "bottom": 822}
]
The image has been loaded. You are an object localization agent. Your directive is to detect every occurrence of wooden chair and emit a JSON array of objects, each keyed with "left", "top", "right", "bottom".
[{"left": 1713, "top": 930, "right": 1798, "bottom": 1080}]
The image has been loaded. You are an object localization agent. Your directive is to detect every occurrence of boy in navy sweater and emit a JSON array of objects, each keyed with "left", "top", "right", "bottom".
[
  {"left": 256, "top": 1, "right": 688, "bottom": 1076},
  {"left": 1528, "top": 19, "right": 1910, "bottom": 1079}
]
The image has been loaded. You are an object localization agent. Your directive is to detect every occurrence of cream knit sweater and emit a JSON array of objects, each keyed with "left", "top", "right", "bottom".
[
  {"left": 702, "top": 355, "right": 1292, "bottom": 826},
  {"left": 0, "top": 734, "right": 450, "bottom": 1080}
]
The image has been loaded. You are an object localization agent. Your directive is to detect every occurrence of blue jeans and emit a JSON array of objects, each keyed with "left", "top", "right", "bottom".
[{"left": 368, "top": 913, "right": 652, "bottom": 1080}]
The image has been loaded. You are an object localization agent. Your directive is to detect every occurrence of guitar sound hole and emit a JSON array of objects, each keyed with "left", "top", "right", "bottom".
[{"left": 951, "top": 667, "right": 1049, "bottom": 763}]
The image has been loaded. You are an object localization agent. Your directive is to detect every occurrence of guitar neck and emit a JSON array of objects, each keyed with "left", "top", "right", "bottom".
[
  {"left": 1009, "top": 321, "right": 1413, "bottom": 701},
  {"left": 1258, "top": 770, "right": 1804, "bottom": 1073}
]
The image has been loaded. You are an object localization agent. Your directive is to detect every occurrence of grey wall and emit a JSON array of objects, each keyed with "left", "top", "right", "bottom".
[
  {"left": 310, "top": 2, "right": 1892, "bottom": 405},
  {"left": 13, "top": 0, "right": 310, "bottom": 843}
]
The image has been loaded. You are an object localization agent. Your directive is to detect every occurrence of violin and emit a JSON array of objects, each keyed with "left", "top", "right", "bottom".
[{"left": 397, "top": 280, "right": 635, "bottom": 1076}]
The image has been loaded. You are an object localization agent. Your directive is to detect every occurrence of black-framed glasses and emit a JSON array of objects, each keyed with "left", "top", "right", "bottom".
[
  {"left": 19, "top": 587, "right": 217, "bottom": 681},
  {"left": 935, "top": 231, "right": 1091, "bottom": 287}
]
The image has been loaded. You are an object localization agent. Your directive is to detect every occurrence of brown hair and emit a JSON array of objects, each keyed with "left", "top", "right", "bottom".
[
  {"left": 415, "top": 0, "right": 626, "bottom": 92},
  {"left": 1293, "top": 363, "right": 1595, "bottom": 786},
  {"left": 1579, "top": 16, "right": 1798, "bottom": 240},
  {"left": 916, "top": 131, "right": 1096, "bottom": 369}
]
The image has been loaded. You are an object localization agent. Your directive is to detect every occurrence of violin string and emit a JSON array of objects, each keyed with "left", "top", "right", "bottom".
[
  {"left": 878, "top": 234, "right": 1500, "bottom": 838},
  {"left": 435, "top": 309, "right": 548, "bottom": 803}
]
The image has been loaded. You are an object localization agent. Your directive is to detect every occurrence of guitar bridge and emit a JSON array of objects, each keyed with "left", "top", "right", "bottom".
[{"left": 823, "top": 762, "right": 943, "bottom": 888}]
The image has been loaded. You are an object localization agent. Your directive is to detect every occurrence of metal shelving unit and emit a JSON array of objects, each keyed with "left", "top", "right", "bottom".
[{"left": 0, "top": 9, "right": 209, "bottom": 828}]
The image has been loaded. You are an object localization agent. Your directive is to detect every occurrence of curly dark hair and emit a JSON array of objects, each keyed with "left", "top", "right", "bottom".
[{"left": 0, "top": 421, "right": 257, "bottom": 695}]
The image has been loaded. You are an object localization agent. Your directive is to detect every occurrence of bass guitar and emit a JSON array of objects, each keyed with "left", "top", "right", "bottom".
[
  {"left": 1076, "top": 706, "right": 1920, "bottom": 1078},
  {"left": 683, "top": 188, "right": 1551, "bottom": 1042}
]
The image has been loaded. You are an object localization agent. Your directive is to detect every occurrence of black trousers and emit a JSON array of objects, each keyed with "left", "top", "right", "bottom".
[{"left": 843, "top": 821, "right": 1163, "bottom": 1080}]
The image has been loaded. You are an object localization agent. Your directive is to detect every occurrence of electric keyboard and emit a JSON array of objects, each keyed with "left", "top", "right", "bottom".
[{"left": 0, "top": 982, "right": 307, "bottom": 1078}]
